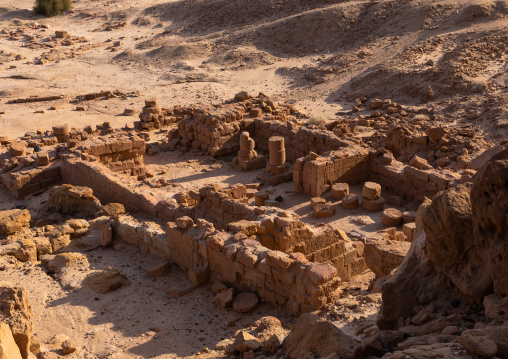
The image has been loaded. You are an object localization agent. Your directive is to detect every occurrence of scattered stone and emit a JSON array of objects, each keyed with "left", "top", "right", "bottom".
[
  {"left": 100, "top": 223, "right": 113, "bottom": 247},
  {"left": 233, "top": 292, "right": 259, "bottom": 313},
  {"left": 215, "top": 288, "right": 234, "bottom": 308},
  {"left": 85, "top": 267, "right": 129, "bottom": 294},
  {"left": 146, "top": 261, "right": 171, "bottom": 278},
  {"left": 61, "top": 340, "right": 76, "bottom": 355}
]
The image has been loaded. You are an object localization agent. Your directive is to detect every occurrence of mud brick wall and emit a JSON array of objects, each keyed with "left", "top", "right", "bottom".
[
  {"left": 166, "top": 219, "right": 343, "bottom": 315},
  {"left": 294, "top": 148, "right": 370, "bottom": 197},
  {"left": 1, "top": 163, "right": 62, "bottom": 198},
  {"left": 77, "top": 135, "right": 146, "bottom": 175},
  {"left": 369, "top": 158, "right": 460, "bottom": 201},
  {"left": 178, "top": 104, "right": 247, "bottom": 156},
  {"left": 253, "top": 120, "right": 352, "bottom": 162},
  {"left": 61, "top": 158, "right": 161, "bottom": 215}
]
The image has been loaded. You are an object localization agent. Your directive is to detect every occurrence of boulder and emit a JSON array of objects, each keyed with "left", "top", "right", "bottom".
[
  {"left": 425, "top": 127, "right": 447, "bottom": 143},
  {"left": 459, "top": 326, "right": 508, "bottom": 358},
  {"left": 101, "top": 203, "right": 125, "bottom": 216},
  {"left": 84, "top": 267, "right": 129, "bottom": 294},
  {"left": 284, "top": 312, "right": 356, "bottom": 359},
  {"left": 421, "top": 184, "right": 491, "bottom": 299},
  {"left": 362, "top": 182, "right": 381, "bottom": 200},
  {"left": 378, "top": 152, "right": 508, "bottom": 330},
  {"left": 0, "top": 322, "right": 22, "bottom": 359},
  {"left": 0, "top": 239, "right": 37, "bottom": 262},
  {"left": 0, "top": 283, "right": 33, "bottom": 359},
  {"left": 470, "top": 151, "right": 508, "bottom": 295},
  {"left": 39, "top": 185, "right": 101, "bottom": 217},
  {"left": 61, "top": 340, "right": 76, "bottom": 355},
  {"left": 0, "top": 210, "right": 30, "bottom": 236}
]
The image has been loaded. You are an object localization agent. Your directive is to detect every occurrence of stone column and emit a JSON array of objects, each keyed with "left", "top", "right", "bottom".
[{"left": 268, "top": 136, "right": 286, "bottom": 167}]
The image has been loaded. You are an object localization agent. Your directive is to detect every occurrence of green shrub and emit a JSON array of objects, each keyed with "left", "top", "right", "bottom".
[{"left": 34, "top": 0, "right": 72, "bottom": 17}]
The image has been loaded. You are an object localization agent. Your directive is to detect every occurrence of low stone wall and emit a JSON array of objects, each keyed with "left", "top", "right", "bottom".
[
  {"left": 369, "top": 157, "right": 460, "bottom": 201},
  {"left": 294, "top": 148, "right": 370, "bottom": 197},
  {"left": 77, "top": 134, "right": 146, "bottom": 176},
  {"left": 1, "top": 162, "right": 62, "bottom": 198},
  {"left": 61, "top": 158, "right": 160, "bottom": 215},
  {"left": 166, "top": 219, "right": 343, "bottom": 315}
]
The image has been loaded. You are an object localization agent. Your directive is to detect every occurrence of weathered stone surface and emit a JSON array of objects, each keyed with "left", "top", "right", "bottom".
[
  {"left": 0, "top": 210, "right": 30, "bottom": 236},
  {"left": 100, "top": 223, "right": 113, "bottom": 247},
  {"left": 459, "top": 326, "right": 508, "bottom": 358},
  {"left": 422, "top": 185, "right": 491, "bottom": 299},
  {"left": 0, "top": 322, "right": 22, "bottom": 359},
  {"left": 146, "top": 261, "right": 171, "bottom": 278},
  {"left": 0, "top": 283, "right": 33, "bottom": 359},
  {"left": 331, "top": 183, "right": 349, "bottom": 200},
  {"left": 469, "top": 145, "right": 505, "bottom": 171},
  {"left": 379, "top": 152, "right": 508, "bottom": 330},
  {"left": 61, "top": 340, "right": 77, "bottom": 355},
  {"left": 470, "top": 152, "right": 508, "bottom": 295},
  {"left": 342, "top": 194, "right": 359, "bottom": 209}
]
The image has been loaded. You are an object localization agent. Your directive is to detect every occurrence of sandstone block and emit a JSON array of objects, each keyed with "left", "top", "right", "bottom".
[
  {"left": 9, "top": 142, "right": 26, "bottom": 157},
  {"left": 332, "top": 183, "right": 349, "bottom": 200},
  {"left": 233, "top": 292, "right": 259, "bottom": 313},
  {"left": 362, "top": 196, "right": 384, "bottom": 212},
  {"left": 342, "top": 194, "right": 359, "bottom": 209},
  {"left": 382, "top": 208, "right": 402, "bottom": 227},
  {"left": 362, "top": 182, "right": 381, "bottom": 200},
  {"left": 403, "top": 222, "right": 416, "bottom": 242},
  {"left": 409, "top": 155, "right": 428, "bottom": 169}
]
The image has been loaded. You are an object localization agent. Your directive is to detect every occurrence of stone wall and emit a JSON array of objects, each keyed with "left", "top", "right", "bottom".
[
  {"left": 61, "top": 158, "right": 160, "bottom": 215},
  {"left": 294, "top": 148, "right": 370, "bottom": 197},
  {"left": 166, "top": 219, "right": 343, "bottom": 315},
  {"left": 1, "top": 163, "right": 62, "bottom": 198},
  {"left": 369, "top": 156, "right": 461, "bottom": 201},
  {"left": 77, "top": 134, "right": 146, "bottom": 176}
]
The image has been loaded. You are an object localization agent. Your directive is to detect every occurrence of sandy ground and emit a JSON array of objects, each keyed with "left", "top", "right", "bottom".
[{"left": 1, "top": 0, "right": 506, "bottom": 139}]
